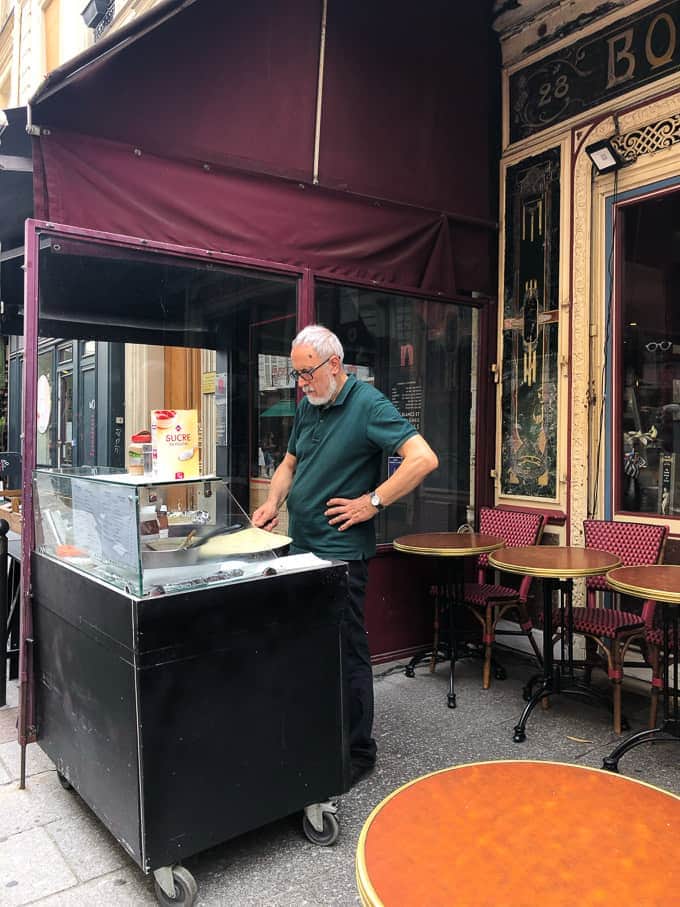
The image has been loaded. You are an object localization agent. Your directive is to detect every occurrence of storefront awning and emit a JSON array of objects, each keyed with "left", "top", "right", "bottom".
[{"left": 27, "top": 0, "right": 498, "bottom": 297}]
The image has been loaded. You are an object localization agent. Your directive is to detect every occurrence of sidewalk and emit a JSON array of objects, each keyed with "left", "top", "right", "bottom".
[{"left": 1, "top": 652, "right": 678, "bottom": 906}]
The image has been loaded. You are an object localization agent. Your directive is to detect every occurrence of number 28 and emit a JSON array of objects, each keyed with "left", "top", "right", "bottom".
[{"left": 538, "top": 74, "right": 569, "bottom": 106}]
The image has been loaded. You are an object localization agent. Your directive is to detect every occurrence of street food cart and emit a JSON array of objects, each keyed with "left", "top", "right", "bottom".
[
  {"left": 31, "top": 471, "right": 349, "bottom": 903},
  {"left": 18, "top": 224, "right": 351, "bottom": 905}
]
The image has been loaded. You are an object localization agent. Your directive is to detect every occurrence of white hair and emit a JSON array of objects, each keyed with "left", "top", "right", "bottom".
[{"left": 292, "top": 324, "right": 344, "bottom": 363}]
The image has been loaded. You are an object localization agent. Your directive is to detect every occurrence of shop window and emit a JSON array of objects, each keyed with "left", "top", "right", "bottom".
[
  {"left": 42, "top": 0, "right": 61, "bottom": 75},
  {"left": 57, "top": 342, "right": 73, "bottom": 364},
  {"left": 36, "top": 348, "right": 56, "bottom": 467},
  {"left": 619, "top": 188, "right": 680, "bottom": 517},
  {"left": 317, "top": 284, "right": 477, "bottom": 543}
]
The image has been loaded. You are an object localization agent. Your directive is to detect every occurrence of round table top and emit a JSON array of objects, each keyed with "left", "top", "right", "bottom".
[
  {"left": 393, "top": 532, "right": 504, "bottom": 557},
  {"left": 356, "top": 760, "right": 680, "bottom": 907},
  {"left": 607, "top": 564, "right": 680, "bottom": 605},
  {"left": 488, "top": 545, "right": 620, "bottom": 578}
]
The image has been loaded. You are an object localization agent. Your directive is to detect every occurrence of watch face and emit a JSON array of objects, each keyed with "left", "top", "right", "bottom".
[{"left": 371, "top": 493, "right": 381, "bottom": 508}]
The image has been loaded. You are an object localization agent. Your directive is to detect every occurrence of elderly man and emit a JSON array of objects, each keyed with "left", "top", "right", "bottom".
[{"left": 253, "top": 324, "right": 438, "bottom": 786}]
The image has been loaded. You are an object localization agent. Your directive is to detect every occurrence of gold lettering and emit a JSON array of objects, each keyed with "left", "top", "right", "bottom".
[
  {"left": 645, "top": 13, "right": 676, "bottom": 70},
  {"left": 607, "top": 28, "right": 635, "bottom": 88}
]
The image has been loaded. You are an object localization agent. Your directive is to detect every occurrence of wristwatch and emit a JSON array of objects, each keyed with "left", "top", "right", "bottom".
[{"left": 370, "top": 491, "right": 385, "bottom": 511}]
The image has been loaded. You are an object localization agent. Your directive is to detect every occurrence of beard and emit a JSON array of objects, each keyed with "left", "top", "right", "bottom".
[{"left": 305, "top": 375, "right": 338, "bottom": 406}]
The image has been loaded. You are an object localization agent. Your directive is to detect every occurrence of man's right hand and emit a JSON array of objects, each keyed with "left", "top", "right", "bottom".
[{"left": 252, "top": 501, "right": 279, "bottom": 532}]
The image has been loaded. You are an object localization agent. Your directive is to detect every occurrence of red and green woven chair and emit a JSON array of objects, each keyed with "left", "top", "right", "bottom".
[
  {"left": 568, "top": 519, "right": 669, "bottom": 734},
  {"left": 461, "top": 507, "right": 546, "bottom": 689}
]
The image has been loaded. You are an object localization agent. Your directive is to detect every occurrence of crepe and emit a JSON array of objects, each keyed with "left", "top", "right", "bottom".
[{"left": 197, "top": 526, "right": 291, "bottom": 557}]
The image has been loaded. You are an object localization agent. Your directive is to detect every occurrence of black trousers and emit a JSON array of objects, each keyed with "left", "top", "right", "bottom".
[{"left": 345, "top": 559, "right": 377, "bottom": 768}]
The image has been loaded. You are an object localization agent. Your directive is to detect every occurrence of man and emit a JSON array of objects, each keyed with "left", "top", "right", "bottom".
[{"left": 252, "top": 324, "right": 438, "bottom": 786}]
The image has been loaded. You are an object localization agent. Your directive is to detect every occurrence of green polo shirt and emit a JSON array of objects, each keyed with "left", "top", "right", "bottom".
[{"left": 286, "top": 374, "right": 418, "bottom": 560}]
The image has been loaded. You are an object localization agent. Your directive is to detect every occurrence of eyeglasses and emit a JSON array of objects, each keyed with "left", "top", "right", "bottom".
[
  {"left": 645, "top": 341, "right": 672, "bottom": 351},
  {"left": 289, "top": 356, "right": 331, "bottom": 382}
]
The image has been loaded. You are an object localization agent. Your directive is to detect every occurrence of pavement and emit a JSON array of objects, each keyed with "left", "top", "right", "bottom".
[{"left": 1, "top": 649, "right": 678, "bottom": 906}]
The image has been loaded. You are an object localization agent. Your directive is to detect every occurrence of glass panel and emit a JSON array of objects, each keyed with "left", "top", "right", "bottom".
[
  {"left": 250, "top": 315, "right": 296, "bottom": 535},
  {"left": 36, "top": 234, "right": 297, "bottom": 532},
  {"left": 316, "top": 284, "right": 477, "bottom": 541},
  {"left": 57, "top": 343, "right": 72, "bottom": 364},
  {"left": 58, "top": 369, "right": 73, "bottom": 466},
  {"left": 619, "top": 189, "right": 680, "bottom": 517},
  {"left": 37, "top": 348, "right": 56, "bottom": 466},
  {"left": 79, "top": 366, "right": 97, "bottom": 466},
  {"left": 33, "top": 470, "right": 290, "bottom": 597}
]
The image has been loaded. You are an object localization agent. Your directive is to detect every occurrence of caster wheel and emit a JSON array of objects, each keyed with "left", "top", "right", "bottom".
[
  {"left": 621, "top": 717, "right": 630, "bottom": 732},
  {"left": 154, "top": 866, "right": 197, "bottom": 906},
  {"left": 447, "top": 694, "right": 457, "bottom": 709},
  {"left": 302, "top": 812, "right": 340, "bottom": 846},
  {"left": 405, "top": 666, "right": 415, "bottom": 678},
  {"left": 513, "top": 727, "right": 526, "bottom": 743},
  {"left": 602, "top": 758, "right": 619, "bottom": 774},
  {"left": 57, "top": 772, "right": 72, "bottom": 791},
  {"left": 494, "top": 667, "right": 507, "bottom": 681}
]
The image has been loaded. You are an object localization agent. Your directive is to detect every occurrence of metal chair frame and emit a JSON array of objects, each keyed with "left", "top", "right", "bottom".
[
  {"left": 570, "top": 519, "right": 669, "bottom": 734},
  {"left": 460, "top": 507, "right": 546, "bottom": 689}
]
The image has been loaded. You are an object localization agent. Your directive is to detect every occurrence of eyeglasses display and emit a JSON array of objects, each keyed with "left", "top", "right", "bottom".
[
  {"left": 645, "top": 341, "right": 672, "bottom": 352},
  {"left": 289, "top": 356, "right": 331, "bottom": 382}
]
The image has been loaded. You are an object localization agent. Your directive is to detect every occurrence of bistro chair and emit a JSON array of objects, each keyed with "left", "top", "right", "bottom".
[
  {"left": 460, "top": 507, "right": 546, "bottom": 689},
  {"left": 568, "top": 519, "right": 668, "bottom": 734}
]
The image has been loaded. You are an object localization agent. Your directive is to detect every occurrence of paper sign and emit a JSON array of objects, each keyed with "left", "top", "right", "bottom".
[{"left": 151, "top": 409, "right": 200, "bottom": 480}]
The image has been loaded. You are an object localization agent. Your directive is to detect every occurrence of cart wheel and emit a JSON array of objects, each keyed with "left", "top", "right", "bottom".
[
  {"left": 57, "top": 772, "right": 72, "bottom": 791},
  {"left": 302, "top": 811, "right": 340, "bottom": 846},
  {"left": 153, "top": 866, "right": 198, "bottom": 906}
]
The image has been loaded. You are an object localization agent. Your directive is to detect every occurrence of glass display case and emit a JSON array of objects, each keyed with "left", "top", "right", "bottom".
[{"left": 33, "top": 468, "right": 294, "bottom": 597}]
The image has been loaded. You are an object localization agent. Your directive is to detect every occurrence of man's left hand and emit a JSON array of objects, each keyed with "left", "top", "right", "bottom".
[{"left": 325, "top": 494, "right": 376, "bottom": 531}]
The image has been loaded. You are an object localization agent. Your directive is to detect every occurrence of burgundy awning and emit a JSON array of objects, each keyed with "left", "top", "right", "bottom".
[{"left": 29, "top": 0, "right": 498, "bottom": 296}]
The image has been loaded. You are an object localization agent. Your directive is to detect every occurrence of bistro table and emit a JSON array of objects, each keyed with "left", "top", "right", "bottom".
[
  {"left": 603, "top": 565, "right": 680, "bottom": 772},
  {"left": 488, "top": 546, "right": 621, "bottom": 742},
  {"left": 393, "top": 532, "right": 504, "bottom": 708},
  {"left": 355, "top": 760, "right": 680, "bottom": 906}
]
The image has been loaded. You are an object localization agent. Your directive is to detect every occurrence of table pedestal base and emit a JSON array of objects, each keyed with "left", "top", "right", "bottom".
[
  {"left": 513, "top": 578, "right": 621, "bottom": 742},
  {"left": 603, "top": 601, "right": 679, "bottom": 772},
  {"left": 603, "top": 722, "right": 680, "bottom": 772},
  {"left": 403, "top": 562, "right": 463, "bottom": 709}
]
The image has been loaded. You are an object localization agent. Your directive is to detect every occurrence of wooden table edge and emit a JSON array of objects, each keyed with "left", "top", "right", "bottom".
[
  {"left": 355, "top": 758, "right": 680, "bottom": 906},
  {"left": 393, "top": 540, "right": 504, "bottom": 557},
  {"left": 606, "top": 570, "right": 680, "bottom": 605},
  {"left": 488, "top": 552, "right": 621, "bottom": 578}
]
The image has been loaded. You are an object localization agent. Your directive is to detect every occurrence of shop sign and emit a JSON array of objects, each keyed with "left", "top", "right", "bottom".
[
  {"left": 201, "top": 371, "right": 216, "bottom": 395},
  {"left": 510, "top": 0, "right": 680, "bottom": 142}
]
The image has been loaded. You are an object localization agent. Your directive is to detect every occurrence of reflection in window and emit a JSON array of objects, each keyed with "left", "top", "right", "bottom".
[
  {"left": 37, "top": 236, "right": 297, "bottom": 520},
  {"left": 620, "top": 189, "right": 680, "bottom": 517},
  {"left": 317, "top": 284, "right": 477, "bottom": 543}
]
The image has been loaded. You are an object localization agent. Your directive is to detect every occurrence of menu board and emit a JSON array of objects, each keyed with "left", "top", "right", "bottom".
[
  {"left": 71, "top": 478, "right": 138, "bottom": 569},
  {"left": 390, "top": 380, "right": 423, "bottom": 433}
]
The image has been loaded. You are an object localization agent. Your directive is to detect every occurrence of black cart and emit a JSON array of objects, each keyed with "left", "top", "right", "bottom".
[{"left": 32, "top": 553, "right": 350, "bottom": 904}]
